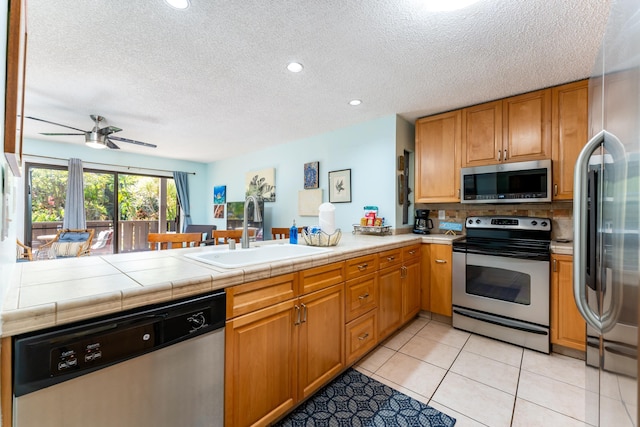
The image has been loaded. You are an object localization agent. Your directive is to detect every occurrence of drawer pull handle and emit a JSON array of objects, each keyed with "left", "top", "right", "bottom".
[
  {"left": 408, "top": 250, "right": 416, "bottom": 255},
  {"left": 435, "top": 259, "right": 447, "bottom": 264},
  {"left": 358, "top": 333, "right": 369, "bottom": 341},
  {"left": 357, "top": 263, "right": 368, "bottom": 271},
  {"left": 301, "top": 303, "right": 307, "bottom": 323},
  {"left": 387, "top": 256, "right": 395, "bottom": 261},
  {"left": 358, "top": 293, "right": 369, "bottom": 300}
]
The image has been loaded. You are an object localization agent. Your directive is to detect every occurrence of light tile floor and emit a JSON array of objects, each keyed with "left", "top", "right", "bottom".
[{"left": 354, "top": 316, "right": 598, "bottom": 427}]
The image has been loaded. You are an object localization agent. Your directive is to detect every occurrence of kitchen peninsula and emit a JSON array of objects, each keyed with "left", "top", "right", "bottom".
[{"left": 1, "top": 232, "right": 459, "bottom": 426}]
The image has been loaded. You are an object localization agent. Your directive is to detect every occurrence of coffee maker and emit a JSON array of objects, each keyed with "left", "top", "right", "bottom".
[{"left": 413, "top": 209, "right": 434, "bottom": 234}]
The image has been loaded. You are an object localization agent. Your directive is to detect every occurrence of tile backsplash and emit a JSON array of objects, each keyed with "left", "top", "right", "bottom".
[{"left": 416, "top": 202, "right": 574, "bottom": 241}]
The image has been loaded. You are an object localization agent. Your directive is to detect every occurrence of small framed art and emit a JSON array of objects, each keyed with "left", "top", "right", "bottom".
[
  {"left": 328, "top": 169, "right": 351, "bottom": 203},
  {"left": 304, "top": 161, "right": 319, "bottom": 189}
]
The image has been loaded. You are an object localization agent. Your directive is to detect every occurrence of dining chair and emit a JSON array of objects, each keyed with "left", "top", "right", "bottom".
[
  {"left": 271, "top": 227, "right": 303, "bottom": 240},
  {"left": 148, "top": 233, "right": 202, "bottom": 250},
  {"left": 212, "top": 229, "right": 246, "bottom": 245},
  {"left": 185, "top": 224, "right": 218, "bottom": 245}
]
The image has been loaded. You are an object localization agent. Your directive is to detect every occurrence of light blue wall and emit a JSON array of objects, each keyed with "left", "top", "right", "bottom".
[{"left": 205, "top": 115, "right": 403, "bottom": 234}]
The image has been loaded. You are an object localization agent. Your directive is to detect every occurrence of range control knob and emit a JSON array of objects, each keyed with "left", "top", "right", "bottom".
[
  {"left": 468, "top": 219, "right": 473, "bottom": 225},
  {"left": 531, "top": 220, "right": 538, "bottom": 226},
  {"left": 475, "top": 219, "right": 481, "bottom": 224},
  {"left": 541, "top": 221, "right": 548, "bottom": 227}
]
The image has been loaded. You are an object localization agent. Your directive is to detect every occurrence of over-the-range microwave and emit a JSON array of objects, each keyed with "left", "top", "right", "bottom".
[{"left": 460, "top": 159, "right": 552, "bottom": 203}]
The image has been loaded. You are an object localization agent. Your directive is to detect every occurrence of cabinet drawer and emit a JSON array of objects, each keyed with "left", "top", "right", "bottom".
[
  {"left": 226, "top": 273, "right": 297, "bottom": 319},
  {"left": 345, "top": 273, "right": 378, "bottom": 323},
  {"left": 345, "top": 254, "right": 378, "bottom": 281},
  {"left": 402, "top": 244, "right": 421, "bottom": 262},
  {"left": 378, "top": 248, "right": 402, "bottom": 270},
  {"left": 298, "top": 261, "right": 345, "bottom": 295},
  {"left": 345, "top": 310, "right": 377, "bottom": 365}
]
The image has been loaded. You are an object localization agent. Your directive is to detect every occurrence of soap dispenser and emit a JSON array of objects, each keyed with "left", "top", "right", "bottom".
[{"left": 289, "top": 220, "right": 298, "bottom": 244}]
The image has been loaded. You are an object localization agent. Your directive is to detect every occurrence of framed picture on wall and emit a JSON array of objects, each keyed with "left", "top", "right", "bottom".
[
  {"left": 328, "top": 169, "right": 351, "bottom": 203},
  {"left": 304, "top": 161, "right": 319, "bottom": 189}
]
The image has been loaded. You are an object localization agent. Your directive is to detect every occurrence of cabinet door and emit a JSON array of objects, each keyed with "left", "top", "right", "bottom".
[
  {"left": 415, "top": 110, "right": 462, "bottom": 202},
  {"left": 430, "top": 244, "right": 452, "bottom": 317},
  {"left": 420, "top": 244, "right": 431, "bottom": 311},
  {"left": 378, "top": 266, "right": 403, "bottom": 339},
  {"left": 462, "top": 100, "right": 503, "bottom": 167},
  {"left": 551, "top": 254, "right": 586, "bottom": 351},
  {"left": 552, "top": 80, "right": 588, "bottom": 200},
  {"left": 225, "top": 300, "right": 298, "bottom": 427},
  {"left": 298, "top": 284, "right": 345, "bottom": 400},
  {"left": 402, "top": 258, "right": 421, "bottom": 323},
  {"left": 503, "top": 89, "right": 551, "bottom": 163}
]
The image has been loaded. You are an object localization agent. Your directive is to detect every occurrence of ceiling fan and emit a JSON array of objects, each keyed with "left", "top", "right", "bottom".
[{"left": 25, "top": 114, "right": 157, "bottom": 150}]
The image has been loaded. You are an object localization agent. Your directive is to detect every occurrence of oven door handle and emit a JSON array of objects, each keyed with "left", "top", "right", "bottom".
[{"left": 573, "top": 129, "right": 626, "bottom": 333}]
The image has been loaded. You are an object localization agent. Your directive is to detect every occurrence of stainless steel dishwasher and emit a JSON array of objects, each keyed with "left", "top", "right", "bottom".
[{"left": 13, "top": 290, "right": 225, "bottom": 427}]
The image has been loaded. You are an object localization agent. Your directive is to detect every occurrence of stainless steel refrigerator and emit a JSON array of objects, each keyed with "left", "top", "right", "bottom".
[{"left": 573, "top": 0, "right": 639, "bottom": 425}]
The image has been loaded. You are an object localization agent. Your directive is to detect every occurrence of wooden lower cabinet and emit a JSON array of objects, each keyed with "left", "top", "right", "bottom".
[
  {"left": 225, "top": 299, "right": 298, "bottom": 427},
  {"left": 402, "top": 257, "right": 421, "bottom": 323},
  {"left": 225, "top": 284, "right": 344, "bottom": 427},
  {"left": 420, "top": 244, "right": 431, "bottom": 310},
  {"left": 551, "top": 254, "right": 586, "bottom": 351},
  {"left": 298, "top": 284, "right": 345, "bottom": 400},
  {"left": 378, "top": 265, "right": 403, "bottom": 340},
  {"left": 430, "top": 244, "right": 453, "bottom": 317}
]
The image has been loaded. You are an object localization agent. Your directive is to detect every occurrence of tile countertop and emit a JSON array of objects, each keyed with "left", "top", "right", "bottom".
[{"left": 2, "top": 233, "right": 462, "bottom": 338}]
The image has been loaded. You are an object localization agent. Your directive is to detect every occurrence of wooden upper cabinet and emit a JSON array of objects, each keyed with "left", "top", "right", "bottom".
[
  {"left": 502, "top": 89, "right": 551, "bottom": 163},
  {"left": 462, "top": 100, "right": 503, "bottom": 167},
  {"left": 415, "top": 110, "right": 462, "bottom": 202},
  {"left": 552, "top": 80, "right": 589, "bottom": 200}
]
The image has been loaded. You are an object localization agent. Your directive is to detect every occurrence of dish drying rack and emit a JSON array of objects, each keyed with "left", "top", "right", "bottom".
[
  {"left": 352, "top": 224, "right": 392, "bottom": 236},
  {"left": 301, "top": 229, "right": 342, "bottom": 246}
]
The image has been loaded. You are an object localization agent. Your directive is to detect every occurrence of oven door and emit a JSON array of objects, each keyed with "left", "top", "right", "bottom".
[{"left": 452, "top": 251, "right": 549, "bottom": 327}]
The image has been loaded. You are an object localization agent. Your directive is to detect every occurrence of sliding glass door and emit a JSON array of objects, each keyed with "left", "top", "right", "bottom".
[{"left": 26, "top": 163, "right": 178, "bottom": 254}]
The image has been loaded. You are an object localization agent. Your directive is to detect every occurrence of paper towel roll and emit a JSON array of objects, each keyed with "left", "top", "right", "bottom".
[{"left": 318, "top": 202, "right": 336, "bottom": 234}]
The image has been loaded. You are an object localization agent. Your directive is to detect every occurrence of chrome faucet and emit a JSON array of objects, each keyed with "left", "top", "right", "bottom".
[{"left": 241, "top": 195, "right": 262, "bottom": 249}]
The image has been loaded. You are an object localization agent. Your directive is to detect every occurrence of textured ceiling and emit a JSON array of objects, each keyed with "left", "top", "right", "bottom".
[{"left": 22, "top": 0, "right": 611, "bottom": 162}]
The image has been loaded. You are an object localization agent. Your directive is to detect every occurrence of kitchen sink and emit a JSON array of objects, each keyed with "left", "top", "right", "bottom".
[{"left": 184, "top": 244, "right": 332, "bottom": 268}]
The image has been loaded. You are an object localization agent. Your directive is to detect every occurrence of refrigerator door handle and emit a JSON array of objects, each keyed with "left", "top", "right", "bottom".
[
  {"left": 574, "top": 129, "right": 627, "bottom": 332},
  {"left": 574, "top": 130, "right": 604, "bottom": 330}
]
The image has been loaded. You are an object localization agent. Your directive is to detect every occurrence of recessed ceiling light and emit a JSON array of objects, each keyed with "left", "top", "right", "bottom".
[
  {"left": 165, "top": 0, "right": 190, "bottom": 10},
  {"left": 422, "top": 0, "right": 480, "bottom": 12},
  {"left": 349, "top": 99, "right": 362, "bottom": 106},
  {"left": 287, "top": 62, "right": 304, "bottom": 73}
]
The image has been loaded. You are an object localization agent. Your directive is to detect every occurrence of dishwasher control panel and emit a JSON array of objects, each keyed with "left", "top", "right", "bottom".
[{"left": 50, "top": 323, "right": 156, "bottom": 376}]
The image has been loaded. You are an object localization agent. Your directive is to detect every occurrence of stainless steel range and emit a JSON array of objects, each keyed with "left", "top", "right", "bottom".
[{"left": 452, "top": 216, "right": 552, "bottom": 353}]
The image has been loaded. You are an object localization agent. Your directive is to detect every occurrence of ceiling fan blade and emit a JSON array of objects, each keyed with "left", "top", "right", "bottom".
[
  {"left": 40, "top": 132, "right": 85, "bottom": 136},
  {"left": 99, "top": 126, "right": 122, "bottom": 135},
  {"left": 105, "top": 138, "right": 120, "bottom": 149},
  {"left": 25, "top": 116, "right": 87, "bottom": 133},
  {"left": 109, "top": 135, "right": 157, "bottom": 148}
]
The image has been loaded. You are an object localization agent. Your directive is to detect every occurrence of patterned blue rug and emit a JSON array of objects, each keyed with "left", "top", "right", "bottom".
[{"left": 274, "top": 368, "right": 456, "bottom": 426}]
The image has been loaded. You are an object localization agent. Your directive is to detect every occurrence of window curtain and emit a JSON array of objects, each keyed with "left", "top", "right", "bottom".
[
  {"left": 173, "top": 171, "right": 191, "bottom": 232},
  {"left": 63, "top": 158, "right": 86, "bottom": 229}
]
